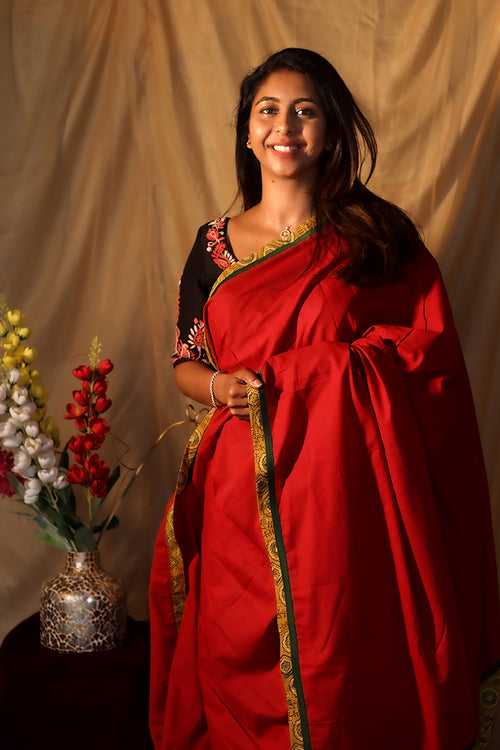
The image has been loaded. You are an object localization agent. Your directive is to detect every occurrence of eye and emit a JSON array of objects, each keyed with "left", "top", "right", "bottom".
[
  {"left": 296, "top": 107, "right": 316, "bottom": 118},
  {"left": 260, "top": 106, "right": 278, "bottom": 115}
]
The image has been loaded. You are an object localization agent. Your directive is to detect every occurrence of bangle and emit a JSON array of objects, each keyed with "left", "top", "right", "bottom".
[{"left": 209, "top": 369, "right": 221, "bottom": 408}]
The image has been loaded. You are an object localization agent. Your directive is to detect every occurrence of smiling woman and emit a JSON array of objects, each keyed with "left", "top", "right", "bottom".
[{"left": 149, "top": 48, "right": 500, "bottom": 750}]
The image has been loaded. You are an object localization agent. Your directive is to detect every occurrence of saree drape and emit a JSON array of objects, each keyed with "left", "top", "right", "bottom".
[{"left": 149, "top": 220, "right": 500, "bottom": 750}]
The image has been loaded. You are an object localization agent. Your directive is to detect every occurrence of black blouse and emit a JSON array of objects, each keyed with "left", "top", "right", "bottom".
[{"left": 172, "top": 216, "right": 237, "bottom": 368}]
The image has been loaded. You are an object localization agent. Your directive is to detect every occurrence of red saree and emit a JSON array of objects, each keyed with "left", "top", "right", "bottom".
[{"left": 149, "top": 219, "right": 500, "bottom": 750}]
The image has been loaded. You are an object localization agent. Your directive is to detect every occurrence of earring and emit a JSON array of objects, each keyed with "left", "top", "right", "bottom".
[{"left": 246, "top": 139, "right": 252, "bottom": 148}]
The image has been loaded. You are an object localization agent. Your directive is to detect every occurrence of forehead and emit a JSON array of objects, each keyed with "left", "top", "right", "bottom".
[{"left": 253, "top": 69, "right": 317, "bottom": 102}]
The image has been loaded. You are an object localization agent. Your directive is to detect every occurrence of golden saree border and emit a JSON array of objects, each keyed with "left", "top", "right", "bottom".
[
  {"left": 202, "top": 216, "right": 317, "bottom": 370},
  {"left": 164, "top": 406, "right": 216, "bottom": 628},
  {"left": 208, "top": 216, "right": 317, "bottom": 300},
  {"left": 474, "top": 664, "right": 500, "bottom": 748},
  {"left": 248, "top": 383, "right": 311, "bottom": 750}
]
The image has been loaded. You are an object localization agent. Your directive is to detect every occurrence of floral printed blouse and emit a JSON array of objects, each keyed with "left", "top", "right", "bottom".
[{"left": 172, "top": 216, "right": 237, "bottom": 368}]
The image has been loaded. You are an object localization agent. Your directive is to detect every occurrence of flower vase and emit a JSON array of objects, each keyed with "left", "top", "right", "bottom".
[{"left": 40, "top": 551, "right": 127, "bottom": 652}]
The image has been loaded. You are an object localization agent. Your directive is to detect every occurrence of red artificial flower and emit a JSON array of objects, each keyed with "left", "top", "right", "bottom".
[
  {"left": 68, "top": 435, "right": 85, "bottom": 454},
  {"left": 0, "top": 449, "right": 15, "bottom": 497},
  {"left": 94, "top": 397, "right": 112, "bottom": 414},
  {"left": 72, "top": 389, "right": 89, "bottom": 406},
  {"left": 83, "top": 435, "right": 95, "bottom": 451},
  {"left": 90, "top": 478, "right": 108, "bottom": 498},
  {"left": 75, "top": 416, "right": 87, "bottom": 431},
  {"left": 89, "top": 417, "right": 109, "bottom": 440},
  {"left": 64, "top": 403, "right": 87, "bottom": 420},
  {"left": 67, "top": 465, "right": 88, "bottom": 485},
  {"left": 81, "top": 381, "right": 91, "bottom": 393},
  {"left": 92, "top": 379, "right": 107, "bottom": 396},
  {"left": 72, "top": 365, "right": 93, "bottom": 380},
  {"left": 97, "top": 359, "right": 113, "bottom": 376}
]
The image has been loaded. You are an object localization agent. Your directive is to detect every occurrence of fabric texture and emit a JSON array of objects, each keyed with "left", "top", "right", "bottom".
[{"left": 149, "top": 220, "right": 500, "bottom": 749}]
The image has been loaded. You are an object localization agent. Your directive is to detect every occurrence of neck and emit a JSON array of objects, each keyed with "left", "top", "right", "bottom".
[{"left": 256, "top": 169, "right": 316, "bottom": 232}]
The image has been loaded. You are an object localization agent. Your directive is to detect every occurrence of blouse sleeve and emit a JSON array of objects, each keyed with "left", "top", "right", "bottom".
[{"left": 171, "top": 225, "right": 212, "bottom": 369}]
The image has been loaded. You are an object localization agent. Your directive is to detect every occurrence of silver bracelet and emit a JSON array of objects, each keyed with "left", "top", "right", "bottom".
[{"left": 209, "top": 369, "right": 221, "bottom": 408}]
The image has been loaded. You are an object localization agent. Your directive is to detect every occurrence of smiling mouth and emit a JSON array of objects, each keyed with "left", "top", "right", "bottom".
[{"left": 269, "top": 144, "right": 303, "bottom": 153}]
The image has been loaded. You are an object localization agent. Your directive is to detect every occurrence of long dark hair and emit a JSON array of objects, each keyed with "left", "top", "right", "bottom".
[{"left": 234, "top": 48, "right": 421, "bottom": 285}]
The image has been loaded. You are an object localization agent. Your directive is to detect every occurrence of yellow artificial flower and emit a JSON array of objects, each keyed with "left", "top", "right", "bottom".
[
  {"left": 16, "top": 327, "right": 30, "bottom": 340},
  {"left": 6, "top": 309, "right": 22, "bottom": 326},
  {"left": 0, "top": 321, "right": 7, "bottom": 337},
  {"left": 17, "top": 366, "right": 31, "bottom": 386},
  {"left": 22, "top": 346, "right": 36, "bottom": 363},
  {"left": 30, "top": 381, "right": 46, "bottom": 401},
  {"left": 30, "top": 369, "right": 40, "bottom": 380},
  {"left": 6, "top": 332, "right": 20, "bottom": 349},
  {"left": 2, "top": 354, "right": 17, "bottom": 369}
]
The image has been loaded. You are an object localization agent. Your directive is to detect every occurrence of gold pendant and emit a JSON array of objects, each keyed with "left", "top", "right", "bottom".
[{"left": 279, "top": 226, "right": 292, "bottom": 242}]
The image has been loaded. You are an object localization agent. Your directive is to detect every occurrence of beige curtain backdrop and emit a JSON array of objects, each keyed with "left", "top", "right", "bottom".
[{"left": 0, "top": 0, "right": 499, "bottom": 681}]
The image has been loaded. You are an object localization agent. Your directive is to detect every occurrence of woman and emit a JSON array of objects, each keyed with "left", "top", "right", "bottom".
[{"left": 149, "top": 48, "right": 500, "bottom": 750}]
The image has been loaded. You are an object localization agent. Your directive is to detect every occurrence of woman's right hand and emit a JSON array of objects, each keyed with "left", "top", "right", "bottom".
[{"left": 213, "top": 368, "right": 262, "bottom": 420}]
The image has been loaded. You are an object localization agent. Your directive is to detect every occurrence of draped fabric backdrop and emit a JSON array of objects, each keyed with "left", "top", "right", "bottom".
[{"left": 0, "top": 0, "right": 499, "bottom": 703}]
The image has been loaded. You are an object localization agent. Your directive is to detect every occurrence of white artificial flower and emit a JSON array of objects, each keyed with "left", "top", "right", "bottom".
[
  {"left": 13, "top": 447, "right": 32, "bottom": 472},
  {"left": 53, "top": 473, "right": 69, "bottom": 490},
  {"left": 26, "top": 477, "right": 42, "bottom": 493},
  {"left": 11, "top": 387, "right": 29, "bottom": 405},
  {"left": 24, "top": 489, "right": 40, "bottom": 505},
  {"left": 37, "top": 467, "right": 58, "bottom": 484},
  {"left": 0, "top": 419, "right": 18, "bottom": 438},
  {"left": 8, "top": 369, "right": 20, "bottom": 384},
  {"left": 0, "top": 403, "right": 7, "bottom": 415},
  {"left": 24, "top": 436, "right": 44, "bottom": 457},
  {"left": 25, "top": 420, "right": 40, "bottom": 438},
  {"left": 38, "top": 435, "right": 54, "bottom": 452},
  {"left": 37, "top": 450, "right": 56, "bottom": 469},
  {"left": 9, "top": 402, "right": 37, "bottom": 424},
  {"left": 2, "top": 431, "right": 24, "bottom": 448},
  {"left": 0, "top": 384, "right": 7, "bottom": 401}
]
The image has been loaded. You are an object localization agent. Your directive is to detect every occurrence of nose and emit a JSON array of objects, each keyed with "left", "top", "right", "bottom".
[{"left": 274, "top": 107, "right": 297, "bottom": 135}]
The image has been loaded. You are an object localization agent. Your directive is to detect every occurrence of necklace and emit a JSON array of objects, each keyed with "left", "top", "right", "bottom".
[{"left": 279, "top": 225, "right": 293, "bottom": 242}]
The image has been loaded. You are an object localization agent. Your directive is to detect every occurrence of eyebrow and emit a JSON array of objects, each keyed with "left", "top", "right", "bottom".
[{"left": 254, "top": 96, "right": 318, "bottom": 106}]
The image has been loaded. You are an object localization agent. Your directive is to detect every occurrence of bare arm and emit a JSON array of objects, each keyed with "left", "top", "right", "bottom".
[{"left": 173, "top": 360, "right": 262, "bottom": 419}]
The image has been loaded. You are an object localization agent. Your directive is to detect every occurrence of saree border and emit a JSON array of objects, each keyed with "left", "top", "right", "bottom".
[
  {"left": 248, "top": 383, "right": 312, "bottom": 750},
  {"left": 164, "top": 406, "right": 215, "bottom": 628},
  {"left": 202, "top": 216, "right": 317, "bottom": 370}
]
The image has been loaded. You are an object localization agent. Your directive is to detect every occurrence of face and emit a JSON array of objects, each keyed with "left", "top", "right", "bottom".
[{"left": 247, "top": 69, "right": 327, "bottom": 181}]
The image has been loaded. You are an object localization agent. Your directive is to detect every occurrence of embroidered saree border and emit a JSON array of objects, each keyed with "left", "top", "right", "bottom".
[
  {"left": 164, "top": 407, "right": 215, "bottom": 628},
  {"left": 472, "top": 662, "right": 500, "bottom": 748},
  {"left": 248, "top": 383, "right": 311, "bottom": 750}
]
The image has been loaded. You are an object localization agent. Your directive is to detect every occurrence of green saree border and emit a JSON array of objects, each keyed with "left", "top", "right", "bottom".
[
  {"left": 248, "top": 383, "right": 311, "bottom": 750},
  {"left": 164, "top": 407, "right": 216, "bottom": 628}
]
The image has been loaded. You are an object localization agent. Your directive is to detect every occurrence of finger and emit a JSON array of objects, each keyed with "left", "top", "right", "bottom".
[
  {"left": 228, "top": 384, "right": 249, "bottom": 400},
  {"left": 234, "top": 369, "right": 263, "bottom": 388},
  {"left": 227, "top": 396, "right": 248, "bottom": 408}
]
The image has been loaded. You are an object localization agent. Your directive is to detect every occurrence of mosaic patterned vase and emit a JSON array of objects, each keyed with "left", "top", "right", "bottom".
[{"left": 40, "top": 551, "right": 127, "bottom": 652}]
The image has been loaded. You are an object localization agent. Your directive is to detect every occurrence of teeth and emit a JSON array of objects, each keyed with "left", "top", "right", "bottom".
[{"left": 272, "top": 145, "right": 300, "bottom": 152}]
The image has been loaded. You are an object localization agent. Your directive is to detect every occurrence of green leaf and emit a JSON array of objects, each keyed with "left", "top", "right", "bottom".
[
  {"left": 55, "top": 484, "right": 76, "bottom": 515},
  {"left": 6, "top": 472, "right": 25, "bottom": 497},
  {"left": 91, "top": 515, "right": 120, "bottom": 533},
  {"left": 37, "top": 530, "right": 72, "bottom": 551},
  {"left": 59, "top": 441, "right": 71, "bottom": 470},
  {"left": 107, "top": 465, "right": 121, "bottom": 494},
  {"left": 74, "top": 525, "right": 97, "bottom": 552}
]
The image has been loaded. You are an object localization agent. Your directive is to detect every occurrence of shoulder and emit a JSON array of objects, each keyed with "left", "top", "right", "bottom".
[{"left": 192, "top": 215, "right": 235, "bottom": 270}]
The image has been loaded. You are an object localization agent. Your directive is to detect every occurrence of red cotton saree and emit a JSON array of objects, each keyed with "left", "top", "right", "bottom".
[{"left": 149, "top": 218, "right": 500, "bottom": 750}]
